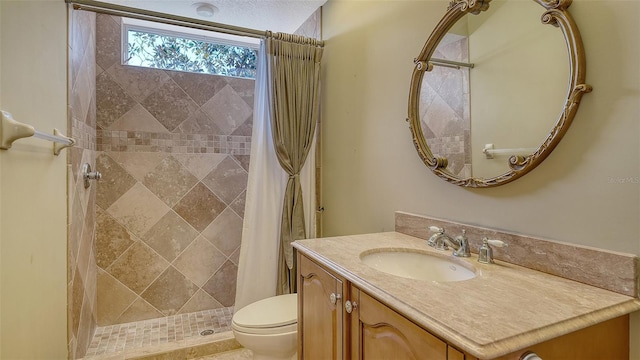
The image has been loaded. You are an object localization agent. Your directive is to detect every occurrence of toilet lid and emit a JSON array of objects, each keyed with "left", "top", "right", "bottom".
[{"left": 233, "top": 294, "right": 297, "bottom": 329}]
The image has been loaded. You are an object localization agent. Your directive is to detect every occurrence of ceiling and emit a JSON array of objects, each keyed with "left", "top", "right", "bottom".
[{"left": 101, "top": 0, "right": 326, "bottom": 34}]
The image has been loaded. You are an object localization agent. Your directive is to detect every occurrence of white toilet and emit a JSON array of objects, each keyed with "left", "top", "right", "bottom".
[{"left": 232, "top": 294, "right": 298, "bottom": 360}]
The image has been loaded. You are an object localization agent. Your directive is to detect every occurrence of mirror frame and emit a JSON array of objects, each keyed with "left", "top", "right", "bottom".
[{"left": 407, "top": 0, "right": 592, "bottom": 187}]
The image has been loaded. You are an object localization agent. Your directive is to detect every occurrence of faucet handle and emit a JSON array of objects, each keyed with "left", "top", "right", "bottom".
[
  {"left": 429, "top": 226, "right": 444, "bottom": 233},
  {"left": 427, "top": 226, "right": 444, "bottom": 247},
  {"left": 478, "top": 238, "right": 507, "bottom": 264},
  {"left": 486, "top": 239, "right": 507, "bottom": 248}
]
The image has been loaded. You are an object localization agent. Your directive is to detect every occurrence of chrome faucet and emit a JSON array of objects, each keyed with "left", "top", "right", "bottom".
[{"left": 427, "top": 227, "right": 471, "bottom": 257}]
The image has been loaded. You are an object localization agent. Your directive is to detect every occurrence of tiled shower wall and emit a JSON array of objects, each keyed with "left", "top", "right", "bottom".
[
  {"left": 94, "top": 14, "right": 253, "bottom": 326},
  {"left": 68, "top": 8, "right": 98, "bottom": 359},
  {"left": 419, "top": 33, "right": 471, "bottom": 178}
]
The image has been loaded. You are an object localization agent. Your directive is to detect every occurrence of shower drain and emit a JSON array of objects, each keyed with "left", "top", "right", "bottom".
[{"left": 200, "top": 329, "right": 215, "bottom": 336}]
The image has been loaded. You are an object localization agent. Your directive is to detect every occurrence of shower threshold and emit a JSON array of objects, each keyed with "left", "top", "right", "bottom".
[{"left": 81, "top": 307, "right": 241, "bottom": 360}]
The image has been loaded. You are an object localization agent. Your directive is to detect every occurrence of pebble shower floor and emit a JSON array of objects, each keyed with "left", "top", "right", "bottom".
[{"left": 84, "top": 307, "right": 234, "bottom": 357}]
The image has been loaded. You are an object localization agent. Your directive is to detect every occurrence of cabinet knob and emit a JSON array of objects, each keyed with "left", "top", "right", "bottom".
[
  {"left": 520, "top": 352, "right": 542, "bottom": 360},
  {"left": 330, "top": 293, "right": 341, "bottom": 305},
  {"left": 345, "top": 300, "right": 357, "bottom": 313}
]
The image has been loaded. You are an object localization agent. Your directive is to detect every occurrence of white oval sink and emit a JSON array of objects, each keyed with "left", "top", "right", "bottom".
[{"left": 360, "top": 249, "right": 476, "bottom": 282}]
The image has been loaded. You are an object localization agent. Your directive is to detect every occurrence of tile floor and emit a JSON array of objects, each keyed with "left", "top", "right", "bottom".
[{"left": 84, "top": 307, "right": 234, "bottom": 358}]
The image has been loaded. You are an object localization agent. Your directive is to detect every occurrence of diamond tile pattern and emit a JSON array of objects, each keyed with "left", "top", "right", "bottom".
[
  {"left": 95, "top": 209, "right": 135, "bottom": 269},
  {"left": 142, "top": 211, "right": 199, "bottom": 262},
  {"left": 107, "top": 151, "right": 169, "bottom": 182},
  {"left": 116, "top": 298, "right": 164, "bottom": 324},
  {"left": 95, "top": 14, "right": 120, "bottom": 71},
  {"left": 142, "top": 155, "right": 199, "bottom": 207},
  {"left": 108, "top": 104, "right": 169, "bottom": 133},
  {"left": 96, "top": 72, "right": 138, "bottom": 129},
  {"left": 141, "top": 80, "right": 199, "bottom": 132},
  {"left": 172, "top": 153, "right": 226, "bottom": 181},
  {"left": 168, "top": 70, "right": 228, "bottom": 106},
  {"left": 105, "top": 63, "right": 171, "bottom": 103},
  {"left": 229, "top": 191, "right": 247, "bottom": 218},
  {"left": 106, "top": 183, "right": 170, "bottom": 238},
  {"left": 202, "top": 157, "right": 248, "bottom": 205},
  {"left": 202, "top": 209, "right": 243, "bottom": 257},
  {"left": 107, "top": 241, "right": 169, "bottom": 294},
  {"left": 94, "top": 13, "right": 253, "bottom": 326},
  {"left": 174, "top": 183, "right": 227, "bottom": 232},
  {"left": 173, "top": 236, "right": 227, "bottom": 287},
  {"left": 203, "top": 261, "right": 238, "bottom": 307},
  {"left": 174, "top": 108, "right": 223, "bottom": 135},
  {"left": 180, "top": 290, "right": 224, "bottom": 313},
  {"left": 201, "top": 85, "right": 253, "bottom": 135},
  {"left": 141, "top": 267, "right": 199, "bottom": 316},
  {"left": 97, "top": 269, "right": 138, "bottom": 326},
  {"left": 226, "top": 77, "right": 255, "bottom": 108},
  {"left": 233, "top": 155, "right": 251, "bottom": 172},
  {"left": 95, "top": 152, "right": 137, "bottom": 209}
]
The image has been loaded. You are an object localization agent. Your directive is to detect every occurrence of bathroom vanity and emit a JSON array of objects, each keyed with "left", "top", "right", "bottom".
[
  {"left": 293, "top": 0, "right": 632, "bottom": 356},
  {"left": 294, "top": 232, "right": 640, "bottom": 359}
]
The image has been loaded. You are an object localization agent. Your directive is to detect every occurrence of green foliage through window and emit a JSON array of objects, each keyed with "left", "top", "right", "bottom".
[{"left": 126, "top": 29, "right": 257, "bottom": 79}]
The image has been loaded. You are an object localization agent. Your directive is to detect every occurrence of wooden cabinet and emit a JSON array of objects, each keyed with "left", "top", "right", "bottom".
[
  {"left": 492, "top": 315, "right": 629, "bottom": 360},
  {"left": 298, "top": 253, "right": 455, "bottom": 360},
  {"left": 298, "top": 254, "right": 348, "bottom": 359},
  {"left": 350, "top": 285, "right": 447, "bottom": 359},
  {"left": 297, "top": 253, "right": 629, "bottom": 360}
]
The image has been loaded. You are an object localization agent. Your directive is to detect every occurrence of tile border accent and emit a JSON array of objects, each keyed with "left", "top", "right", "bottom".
[
  {"left": 97, "top": 130, "right": 250, "bottom": 155},
  {"left": 395, "top": 211, "right": 639, "bottom": 298}
]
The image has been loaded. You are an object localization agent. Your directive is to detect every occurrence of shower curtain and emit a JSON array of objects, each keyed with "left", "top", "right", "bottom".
[
  {"left": 234, "top": 40, "right": 316, "bottom": 310},
  {"left": 269, "top": 34, "right": 323, "bottom": 295}
]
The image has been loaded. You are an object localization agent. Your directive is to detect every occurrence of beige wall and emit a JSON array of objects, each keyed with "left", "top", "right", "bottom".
[
  {"left": 321, "top": 0, "right": 639, "bottom": 357},
  {"left": 0, "top": 1, "right": 68, "bottom": 359}
]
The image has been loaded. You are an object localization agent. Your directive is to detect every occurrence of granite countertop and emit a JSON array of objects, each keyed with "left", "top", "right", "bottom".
[{"left": 293, "top": 232, "right": 640, "bottom": 359}]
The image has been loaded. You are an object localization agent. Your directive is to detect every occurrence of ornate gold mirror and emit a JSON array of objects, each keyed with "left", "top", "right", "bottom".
[{"left": 407, "top": 0, "right": 591, "bottom": 187}]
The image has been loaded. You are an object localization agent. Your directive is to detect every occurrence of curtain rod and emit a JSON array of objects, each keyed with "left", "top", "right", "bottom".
[{"left": 67, "top": 0, "right": 269, "bottom": 40}]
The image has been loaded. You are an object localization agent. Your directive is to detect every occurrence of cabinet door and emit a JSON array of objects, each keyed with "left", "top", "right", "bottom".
[
  {"left": 447, "top": 346, "right": 467, "bottom": 360},
  {"left": 299, "top": 254, "right": 346, "bottom": 359},
  {"left": 351, "top": 286, "right": 447, "bottom": 360}
]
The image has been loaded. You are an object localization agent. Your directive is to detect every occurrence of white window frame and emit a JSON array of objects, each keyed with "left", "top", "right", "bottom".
[{"left": 121, "top": 18, "right": 259, "bottom": 75}]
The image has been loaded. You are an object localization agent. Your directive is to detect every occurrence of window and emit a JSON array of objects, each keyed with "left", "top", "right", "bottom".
[{"left": 124, "top": 23, "right": 258, "bottom": 79}]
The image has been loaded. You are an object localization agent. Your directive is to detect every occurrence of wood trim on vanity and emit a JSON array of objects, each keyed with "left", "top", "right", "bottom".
[
  {"left": 492, "top": 315, "right": 629, "bottom": 360},
  {"left": 297, "top": 249, "right": 632, "bottom": 360},
  {"left": 395, "top": 212, "right": 639, "bottom": 298}
]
